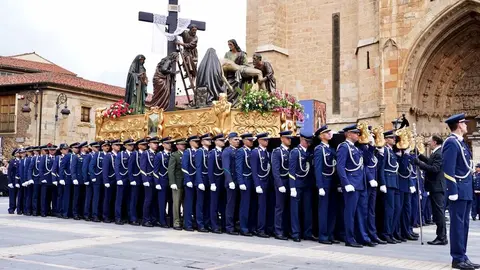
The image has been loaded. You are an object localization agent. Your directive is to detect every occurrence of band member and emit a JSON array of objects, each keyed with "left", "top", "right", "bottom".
[
  {"left": 17, "top": 148, "right": 27, "bottom": 215},
  {"left": 407, "top": 155, "right": 420, "bottom": 240},
  {"left": 169, "top": 139, "right": 187, "bottom": 230},
  {"left": 195, "top": 133, "right": 212, "bottom": 232},
  {"left": 58, "top": 143, "right": 72, "bottom": 218},
  {"left": 7, "top": 149, "right": 20, "bottom": 214},
  {"left": 141, "top": 137, "right": 160, "bottom": 227},
  {"left": 251, "top": 132, "right": 271, "bottom": 238},
  {"left": 23, "top": 147, "right": 34, "bottom": 216},
  {"left": 90, "top": 141, "right": 109, "bottom": 222},
  {"left": 182, "top": 135, "right": 200, "bottom": 231},
  {"left": 114, "top": 139, "right": 134, "bottom": 225},
  {"left": 222, "top": 132, "right": 240, "bottom": 235},
  {"left": 83, "top": 142, "right": 99, "bottom": 221},
  {"left": 289, "top": 132, "right": 314, "bottom": 242},
  {"left": 236, "top": 133, "right": 256, "bottom": 236},
  {"left": 209, "top": 134, "right": 226, "bottom": 234},
  {"left": 442, "top": 113, "right": 479, "bottom": 270},
  {"left": 153, "top": 137, "right": 172, "bottom": 228},
  {"left": 396, "top": 146, "right": 414, "bottom": 242},
  {"left": 28, "top": 146, "right": 42, "bottom": 216},
  {"left": 39, "top": 144, "right": 57, "bottom": 217},
  {"left": 128, "top": 138, "right": 148, "bottom": 226},
  {"left": 71, "top": 142, "right": 87, "bottom": 220}
]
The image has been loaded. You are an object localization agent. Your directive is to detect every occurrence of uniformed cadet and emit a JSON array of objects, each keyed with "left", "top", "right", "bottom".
[
  {"left": 314, "top": 125, "right": 339, "bottom": 245},
  {"left": 222, "top": 132, "right": 240, "bottom": 235},
  {"left": 473, "top": 164, "right": 480, "bottom": 221},
  {"left": 396, "top": 146, "right": 414, "bottom": 241},
  {"left": 58, "top": 143, "right": 73, "bottom": 218},
  {"left": 379, "top": 130, "right": 400, "bottom": 244},
  {"left": 83, "top": 141, "right": 99, "bottom": 221},
  {"left": 442, "top": 113, "right": 479, "bottom": 270},
  {"left": 236, "top": 132, "right": 256, "bottom": 236},
  {"left": 39, "top": 144, "right": 57, "bottom": 217},
  {"left": 153, "top": 137, "right": 172, "bottom": 228},
  {"left": 90, "top": 140, "right": 109, "bottom": 222},
  {"left": 128, "top": 138, "right": 147, "bottom": 226},
  {"left": 182, "top": 135, "right": 200, "bottom": 231},
  {"left": 168, "top": 138, "right": 187, "bottom": 230},
  {"left": 28, "top": 146, "right": 42, "bottom": 216},
  {"left": 17, "top": 148, "right": 27, "bottom": 215},
  {"left": 23, "top": 147, "right": 34, "bottom": 216},
  {"left": 337, "top": 124, "right": 374, "bottom": 248},
  {"left": 271, "top": 131, "right": 293, "bottom": 240},
  {"left": 71, "top": 142, "right": 87, "bottom": 220},
  {"left": 114, "top": 139, "right": 134, "bottom": 225},
  {"left": 141, "top": 137, "right": 159, "bottom": 227},
  {"left": 52, "top": 145, "right": 63, "bottom": 217},
  {"left": 289, "top": 132, "right": 314, "bottom": 242},
  {"left": 195, "top": 133, "right": 212, "bottom": 232},
  {"left": 103, "top": 140, "right": 121, "bottom": 223},
  {"left": 7, "top": 149, "right": 20, "bottom": 214},
  {"left": 208, "top": 134, "right": 226, "bottom": 234},
  {"left": 251, "top": 132, "right": 271, "bottom": 238},
  {"left": 408, "top": 156, "right": 420, "bottom": 239}
]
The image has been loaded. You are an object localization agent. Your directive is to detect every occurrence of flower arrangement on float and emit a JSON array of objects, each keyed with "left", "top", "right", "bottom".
[{"left": 103, "top": 100, "right": 133, "bottom": 119}]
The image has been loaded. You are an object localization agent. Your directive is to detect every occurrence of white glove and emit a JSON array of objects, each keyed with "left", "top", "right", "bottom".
[
  {"left": 369, "top": 180, "right": 378, "bottom": 188},
  {"left": 84, "top": 181, "right": 90, "bottom": 185},
  {"left": 278, "top": 186, "right": 286, "bottom": 193},
  {"left": 105, "top": 183, "right": 110, "bottom": 188},
  {"left": 319, "top": 188, "right": 326, "bottom": 196},
  {"left": 52, "top": 181, "right": 57, "bottom": 186},
  {"left": 116, "top": 180, "right": 123, "bottom": 186},
  {"left": 410, "top": 186, "right": 416, "bottom": 194},
  {"left": 239, "top": 184, "right": 247, "bottom": 191},
  {"left": 130, "top": 181, "right": 136, "bottom": 186},
  {"left": 337, "top": 187, "right": 343, "bottom": 193},
  {"left": 186, "top": 181, "right": 193, "bottom": 188},
  {"left": 345, "top": 184, "right": 355, "bottom": 192},
  {"left": 8, "top": 183, "right": 13, "bottom": 188},
  {"left": 155, "top": 184, "right": 162, "bottom": 190},
  {"left": 22, "top": 182, "right": 27, "bottom": 187},
  {"left": 28, "top": 180, "right": 34, "bottom": 185},
  {"left": 170, "top": 184, "right": 178, "bottom": 190},
  {"left": 41, "top": 180, "right": 47, "bottom": 184},
  {"left": 92, "top": 178, "right": 97, "bottom": 183},
  {"left": 73, "top": 180, "right": 79, "bottom": 185},
  {"left": 377, "top": 147, "right": 385, "bottom": 154},
  {"left": 210, "top": 183, "right": 217, "bottom": 192},
  {"left": 228, "top": 182, "right": 235, "bottom": 190},
  {"left": 143, "top": 182, "right": 150, "bottom": 187},
  {"left": 420, "top": 195, "right": 423, "bottom": 200},
  {"left": 448, "top": 194, "right": 458, "bottom": 201},
  {"left": 405, "top": 148, "right": 411, "bottom": 155},
  {"left": 369, "top": 135, "right": 374, "bottom": 145},
  {"left": 290, "top": 188, "right": 297, "bottom": 197},
  {"left": 395, "top": 151, "right": 401, "bottom": 157},
  {"left": 256, "top": 186, "right": 263, "bottom": 194},
  {"left": 59, "top": 180, "right": 65, "bottom": 185},
  {"left": 380, "top": 185, "right": 387, "bottom": 193},
  {"left": 427, "top": 191, "right": 430, "bottom": 196},
  {"left": 198, "top": 183, "right": 205, "bottom": 191}
]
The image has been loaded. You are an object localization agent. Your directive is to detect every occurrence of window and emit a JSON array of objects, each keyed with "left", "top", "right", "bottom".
[
  {"left": 81, "top": 107, "right": 91, "bottom": 122},
  {"left": 332, "top": 13, "right": 340, "bottom": 114},
  {"left": 0, "top": 95, "right": 16, "bottom": 133}
]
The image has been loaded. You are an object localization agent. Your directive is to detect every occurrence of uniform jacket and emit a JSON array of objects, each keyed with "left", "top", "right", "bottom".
[
  {"left": 153, "top": 151, "right": 170, "bottom": 187},
  {"left": 222, "top": 146, "right": 237, "bottom": 188},
  {"left": 52, "top": 155, "right": 62, "bottom": 183},
  {"left": 71, "top": 153, "right": 86, "bottom": 184},
  {"left": 359, "top": 144, "right": 377, "bottom": 182},
  {"left": 60, "top": 153, "right": 73, "bottom": 184},
  {"left": 195, "top": 147, "right": 209, "bottom": 186},
  {"left": 417, "top": 149, "right": 444, "bottom": 193},
  {"left": 314, "top": 142, "right": 336, "bottom": 190},
  {"left": 103, "top": 152, "right": 117, "bottom": 185},
  {"left": 289, "top": 145, "right": 312, "bottom": 189},
  {"left": 397, "top": 152, "right": 413, "bottom": 192},
  {"left": 442, "top": 134, "right": 473, "bottom": 200},
  {"left": 140, "top": 149, "right": 155, "bottom": 185},
  {"left": 251, "top": 146, "right": 271, "bottom": 189},
  {"left": 116, "top": 150, "right": 131, "bottom": 184},
  {"left": 208, "top": 148, "right": 224, "bottom": 188},
  {"left": 381, "top": 145, "right": 399, "bottom": 189},
  {"left": 89, "top": 151, "right": 105, "bottom": 185},
  {"left": 336, "top": 141, "right": 365, "bottom": 191},
  {"left": 19, "top": 157, "right": 27, "bottom": 184},
  {"left": 181, "top": 148, "right": 197, "bottom": 185},
  {"left": 82, "top": 153, "right": 93, "bottom": 184},
  {"left": 24, "top": 156, "right": 32, "bottom": 183},
  {"left": 473, "top": 172, "right": 480, "bottom": 191},
  {"left": 7, "top": 158, "right": 19, "bottom": 185},
  {"left": 168, "top": 150, "right": 184, "bottom": 188},
  {"left": 128, "top": 150, "right": 143, "bottom": 185},
  {"left": 28, "top": 155, "right": 41, "bottom": 184},
  {"left": 272, "top": 145, "right": 289, "bottom": 189},
  {"left": 236, "top": 146, "right": 253, "bottom": 187},
  {"left": 39, "top": 155, "right": 54, "bottom": 184}
]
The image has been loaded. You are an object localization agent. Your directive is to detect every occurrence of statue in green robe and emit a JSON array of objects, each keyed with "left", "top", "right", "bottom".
[{"left": 125, "top": 55, "right": 148, "bottom": 114}]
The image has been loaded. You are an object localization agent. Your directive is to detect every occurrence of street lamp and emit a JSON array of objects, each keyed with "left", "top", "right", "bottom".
[
  {"left": 53, "top": 93, "right": 70, "bottom": 144},
  {"left": 21, "top": 89, "right": 40, "bottom": 119}
]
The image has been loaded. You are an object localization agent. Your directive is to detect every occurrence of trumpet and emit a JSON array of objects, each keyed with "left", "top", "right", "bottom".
[
  {"left": 415, "top": 136, "right": 425, "bottom": 155},
  {"left": 395, "top": 127, "right": 412, "bottom": 150},
  {"left": 372, "top": 126, "right": 386, "bottom": 147},
  {"left": 357, "top": 121, "right": 370, "bottom": 144}
]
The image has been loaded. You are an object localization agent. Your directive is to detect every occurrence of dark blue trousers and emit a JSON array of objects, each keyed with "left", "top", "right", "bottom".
[
  {"left": 157, "top": 187, "right": 168, "bottom": 226},
  {"left": 318, "top": 189, "right": 330, "bottom": 241},
  {"left": 411, "top": 191, "right": 419, "bottom": 226},
  {"left": 225, "top": 188, "right": 237, "bottom": 232},
  {"left": 40, "top": 184, "right": 52, "bottom": 216},
  {"left": 240, "top": 186, "right": 257, "bottom": 234},
  {"left": 257, "top": 192, "right": 267, "bottom": 233},
  {"left": 183, "top": 186, "right": 195, "bottom": 229},
  {"left": 393, "top": 190, "right": 405, "bottom": 238},
  {"left": 266, "top": 186, "right": 275, "bottom": 235},
  {"left": 400, "top": 191, "right": 412, "bottom": 237},
  {"left": 56, "top": 185, "right": 64, "bottom": 216},
  {"left": 129, "top": 185, "right": 139, "bottom": 222},
  {"left": 196, "top": 187, "right": 211, "bottom": 229},
  {"left": 274, "top": 189, "right": 289, "bottom": 237},
  {"left": 143, "top": 186, "right": 153, "bottom": 223},
  {"left": 426, "top": 196, "right": 433, "bottom": 222},
  {"left": 334, "top": 189, "right": 345, "bottom": 241},
  {"left": 92, "top": 184, "right": 103, "bottom": 218},
  {"left": 383, "top": 188, "right": 400, "bottom": 238},
  {"left": 16, "top": 186, "right": 25, "bottom": 213},
  {"left": 290, "top": 187, "right": 312, "bottom": 239},
  {"left": 115, "top": 185, "right": 126, "bottom": 221},
  {"left": 62, "top": 184, "right": 72, "bottom": 217},
  {"left": 210, "top": 187, "right": 226, "bottom": 231},
  {"left": 450, "top": 200, "right": 472, "bottom": 263},
  {"left": 32, "top": 184, "right": 41, "bottom": 215},
  {"left": 355, "top": 189, "right": 371, "bottom": 244},
  {"left": 103, "top": 185, "right": 115, "bottom": 220},
  {"left": 25, "top": 185, "right": 33, "bottom": 214},
  {"left": 366, "top": 186, "right": 379, "bottom": 239},
  {"left": 72, "top": 185, "right": 81, "bottom": 217},
  {"left": 8, "top": 186, "right": 17, "bottom": 213},
  {"left": 84, "top": 184, "right": 93, "bottom": 218}
]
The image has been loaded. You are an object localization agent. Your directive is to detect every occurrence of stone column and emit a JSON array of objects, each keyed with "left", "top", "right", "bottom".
[{"left": 467, "top": 116, "right": 480, "bottom": 164}]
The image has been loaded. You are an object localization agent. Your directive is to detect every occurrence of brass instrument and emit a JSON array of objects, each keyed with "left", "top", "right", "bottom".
[
  {"left": 416, "top": 136, "right": 425, "bottom": 155},
  {"left": 372, "top": 126, "right": 385, "bottom": 147},
  {"left": 357, "top": 121, "right": 370, "bottom": 144},
  {"left": 395, "top": 127, "right": 412, "bottom": 150}
]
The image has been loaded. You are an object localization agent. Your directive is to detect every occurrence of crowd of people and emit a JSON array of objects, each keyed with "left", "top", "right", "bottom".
[{"left": 6, "top": 113, "right": 480, "bottom": 269}]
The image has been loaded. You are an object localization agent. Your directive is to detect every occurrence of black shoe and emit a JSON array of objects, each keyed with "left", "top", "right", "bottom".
[
  {"left": 17, "top": 211, "right": 23, "bottom": 215},
  {"left": 62, "top": 215, "right": 69, "bottom": 219},
  {"left": 385, "top": 236, "right": 396, "bottom": 244},
  {"left": 346, "top": 242, "right": 363, "bottom": 248},
  {"left": 103, "top": 219, "right": 112, "bottom": 223},
  {"left": 160, "top": 224, "right": 170, "bottom": 229},
  {"left": 372, "top": 238, "right": 387, "bottom": 245},
  {"left": 84, "top": 217, "right": 91, "bottom": 222},
  {"left": 406, "top": 235, "right": 417, "bottom": 241},
  {"left": 452, "top": 261, "right": 475, "bottom": 270},
  {"left": 292, "top": 237, "right": 301, "bottom": 242},
  {"left": 465, "top": 260, "right": 480, "bottom": 269},
  {"left": 427, "top": 238, "right": 448, "bottom": 245},
  {"left": 25, "top": 213, "right": 32, "bottom": 216},
  {"left": 33, "top": 213, "right": 38, "bottom": 217},
  {"left": 331, "top": 239, "right": 341, "bottom": 244},
  {"left": 240, "top": 231, "right": 253, "bottom": 237},
  {"left": 212, "top": 229, "right": 222, "bottom": 234},
  {"left": 411, "top": 232, "right": 419, "bottom": 236},
  {"left": 143, "top": 222, "right": 154, "bottom": 227},
  {"left": 92, "top": 217, "right": 101, "bottom": 222},
  {"left": 198, "top": 228, "right": 209, "bottom": 233},
  {"left": 257, "top": 232, "right": 270, "bottom": 238},
  {"left": 319, "top": 240, "right": 332, "bottom": 245},
  {"left": 115, "top": 220, "right": 124, "bottom": 225},
  {"left": 173, "top": 226, "right": 182, "bottom": 231},
  {"left": 41, "top": 214, "right": 47, "bottom": 217},
  {"left": 427, "top": 221, "right": 435, "bottom": 225},
  {"left": 304, "top": 235, "right": 318, "bottom": 241},
  {"left": 128, "top": 221, "right": 139, "bottom": 226},
  {"left": 363, "top": 242, "right": 377, "bottom": 247},
  {"left": 73, "top": 216, "right": 80, "bottom": 220},
  {"left": 154, "top": 221, "right": 162, "bottom": 227},
  {"left": 227, "top": 231, "right": 239, "bottom": 235},
  {"left": 275, "top": 234, "right": 288, "bottom": 241},
  {"left": 184, "top": 227, "right": 194, "bottom": 231},
  {"left": 8, "top": 211, "right": 14, "bottom": 214}
]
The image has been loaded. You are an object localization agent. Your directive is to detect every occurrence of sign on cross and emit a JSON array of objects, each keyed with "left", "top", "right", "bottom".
[{"left": 138, "top": 0, "right": 206, "bottom": 111}]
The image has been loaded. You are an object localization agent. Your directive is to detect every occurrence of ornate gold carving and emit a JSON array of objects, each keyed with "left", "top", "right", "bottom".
[
  {"left": 357, "top": 121, "right": 370, "bottom": 144},
  {"left": 212, "top": 93, "right": 231, "bottom": 135},
  {"left": 145, "top": 107, "right": 164, "bottom": 137},
  {"left": 95, "top": 107, "right": 106, "bottom": 140},
  {"left": 163, "top": 109, "right": 216, "bottom": 139},
  {"left": 232, "top": 111, "right": 280, "bottom": 135}
]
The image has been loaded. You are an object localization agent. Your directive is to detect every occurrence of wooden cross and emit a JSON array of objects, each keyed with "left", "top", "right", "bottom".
[{"left": 138, "top": 0, "right": 206, "bottom": 111}]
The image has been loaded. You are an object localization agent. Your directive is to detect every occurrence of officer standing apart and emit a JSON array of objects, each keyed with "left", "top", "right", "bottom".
[
  {"left": 442, "top": 113, "right": 479, "bottom": 270},
  {"left": 222, "top": 132, "right": 240, "bottom": 235},
  {"left": 208, "top": 134, "right": 226, "bottom": 234},
  {"left": 168, "top": 139, "right": 187, "bottom": 230}
]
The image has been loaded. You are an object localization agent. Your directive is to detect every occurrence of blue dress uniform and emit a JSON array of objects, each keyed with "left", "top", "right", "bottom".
[
  {"left": 314, "top": 126, "right": 338, "bottom": 243},
  {"left": 442, "top": 114, "right": 476, "bottom": 268},
  {"left": 222, "top": 133, "right": 238, "bottom": 234},
  {"left": 128, "top": 139, "right": 146, "bottom": 225},
  {"left": 209, "top": 134, "right": 226, "bottom": 233},
  {"left": 103, "top": 141, "right": 122, "bottom": 222},
  {"left": 141, "top": 137, "right": 158, "bottom": 226},
  {"left": 272, "top": 131, "right": 293, "bottom": 239},
  {"left": 195, "top": 134, "right": 212, "bottom": 231},
  {"left": 336, "top": 125, "right": 371, "bottom": 247},
  {"left": 60, "top": 145, "right": 74, "bottom": 218},
  {"left": 289, "top": 133, "right": 314, "bottom": 241},
  {"left": 397, "top": 151, "right": 413, "bottom": 240},
  {"left": 409, "top": 160, "right": 421, "bottom": 229},
  {"left": 7, "top": 149, "right": 19, "bottom": 214},
  {"left": 89, "top": 142, "right": 106, "bottom": 221},
  {"left": 153, "top": 137, "right": 172, "bottom": 227},
  {"left": 236, "top": 133, "right": 257, "bottom": 235},
  {"left": 83, "top": 142, "right": 98, "bottom": 220},
  {"left": 114, "top": 139, "right": 134, "bottom": 224},
  {"left": 39, "top": 144, "right": 56, "bottom": 216},
  {"left": 28, "top": 149, "right": 41, "bottom": 216},
  {"left": 71, "top": 142, "right": 87, "bottom": 219},
  {"left": 17, "top": 150, "right": 27, "bottom": 215},
  {"left": 472, "top": 167, "right": 480, "bottom": 220},
  {"left": 24, "top": 149, "right": 34, "bottom": 215},
  {"left": 52, "top": 152, "right": 63, "bottom": 217},
  {"left": 251, "top": 133, "right": 272, "bottom": 236},
  {"left": 182, "top": 135, "right": 200, "bottom": 230}
]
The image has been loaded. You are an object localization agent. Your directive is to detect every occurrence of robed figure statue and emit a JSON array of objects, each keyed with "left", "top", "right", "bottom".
[
  {"left": 125, "top": 55, "right": 148, "bottom": 114},
  {"left": 196, "top": 48, "right": 228, "bottom": 105},
  {"left": 151, "top": 52, "right": 179, "bottom": 110}
]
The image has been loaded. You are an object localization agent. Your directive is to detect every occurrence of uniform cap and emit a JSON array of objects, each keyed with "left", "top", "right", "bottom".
[
  {"left": 256, "top": 132, "right": 270, "bottom": 140},
  {"left": 212, "top": 134, "right": 225, "bottom": 141},
  {"left": 445, "top": 113, "right": 469, "bottom": 124},
  {"left": 123, "top": 139, "right": 135, "bottom": 145},
  {"left": 314, "top": 125, "right": 331, "bottom": 137},
  {"left": 343, "top": 124, "right": 360, "bottom": 134}
]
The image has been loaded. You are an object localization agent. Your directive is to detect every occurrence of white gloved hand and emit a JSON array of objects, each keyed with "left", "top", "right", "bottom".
[
  {"left": 116, "top": 180, "right": 123, "bottom": 186},
  {"left": 278, "top": 186, "right": 286, "bottom": 193},
  {"left": 228, "top": 182, "right": 235, "bottom": 190},
  {"left": 52, "top": 181, "right": 57, "bottom": 186},
  {"left": 380, "top": 185, "right": 387, "bottom": 193},
  {"left": 369, "top": 135, "right": 375, "bottom": 145},
  {"left": 41, "top": 180, "right": 47, "bottom": 184},
  {"left": 448, "top": 194, "right": 458, "bottom": 201},
  {"left": 73, "top": 180, "right": 79, "bottom": 185},
  {"left": 155, "top": 184, "right": 162, "bottom": 190},
  {"left": 410, "top": 186, "right": 416, "bottom": 194},
  {"left": 198, "top": 183, "right": 205, "bottom": 191},
  {"left": 427, "top": 191, "right": 430, "bottom": 196},
  {"left": 84, "top": 181, "right": 90, "bottom": 185},
  {"left": 28, "top": 180, "right": 34, "bottom": 185},
  {"left": 404, "top": 148, "right": 411, "bottom": 155},
  {"left": 395, "top": 151, "right": 402, "bottom": 157},
  {"left": 15, "top": 183, "right": 20, "bottom": 188},
  {"left": 92, "top": 178, "right": 97, "bottom": 183},
  {"left": 377, "top": 147, "right": 385, "bottom": 154},
  {"left": 256, "top": 186, "right": 263, "bottom": 194},
  {"left": 130, "top": 181, "right": 136, "bottom": 186},
  {"left": 337, "top": 187, "right": 343, "bottom": 193},
  {"left": 22, "top": 182, "right": 27, "bottom": 187},
  {"left": 290, "top": 188, "right": 297, "bottom": 197},
  {"left": 105, "top": 183, "right": 110, "bottom": 188},
  {"left": 8, "top": 183, "right": 13, "bottom": 189},
  {"left": 186, "top": 181, "right": 193, "bottom": 188},
  {"left": 420, "top": 195, "right": 423, "bottom": 200},
  {"left": 345, "top": 184, "right": 355, "bottom": 192},
  {"left": 59, "top": 180, "right": 65, "bottom": 185},
  {"left": 210, "top": 183, "right": 217, "bottom": 192},
  {"left": 319, "top": 188, "right": 326, "bottom": 196},
  {"left": 143, "top": 182, "right": 150, "bottom": 187},
  {"left": 369, "top": 180, "right": 378, "bottom": 188},
  {"left": 239, "top": 184, "right": 247, "bottom": 191},
  {"left": 170, "top": 184, "right": 178, "bottom": 190}
]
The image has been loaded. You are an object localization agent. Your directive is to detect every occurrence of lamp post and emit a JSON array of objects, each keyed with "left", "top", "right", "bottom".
[
  {"left": 53, "top": 93, "right": 71, "bottom": 144},
  {"left": 391, "top": 118, "right": 401, "bottom": 130},
  {"left": 21, "top": 89, "right": 41, "bottom": 145}
]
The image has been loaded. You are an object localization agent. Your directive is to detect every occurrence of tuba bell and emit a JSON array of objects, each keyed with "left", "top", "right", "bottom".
[
  {"left": 372, "top": 126, "right": 386, "bottom": 147},
  {"left": 357, "top": 121, "right": 370, "bottom": 144},
  {"left": 395, "top": 127, "right": 412, "bottom": 150},
  {"left": 416, "top": 136, "right": 426, "bottom": 155}
]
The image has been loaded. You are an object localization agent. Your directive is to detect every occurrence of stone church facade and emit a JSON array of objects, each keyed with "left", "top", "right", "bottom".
[{"left": 246, "top": 0, "right": 480, "bottom": 144}]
